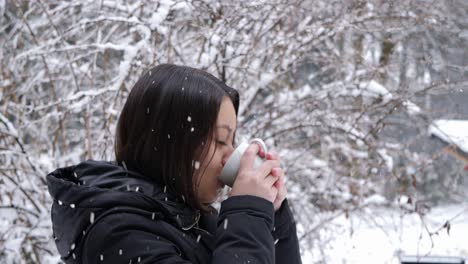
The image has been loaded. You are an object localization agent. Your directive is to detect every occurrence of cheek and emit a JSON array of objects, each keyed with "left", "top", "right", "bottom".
[{"left": 197, "top": 145, "right": 225, "bottom": 190}]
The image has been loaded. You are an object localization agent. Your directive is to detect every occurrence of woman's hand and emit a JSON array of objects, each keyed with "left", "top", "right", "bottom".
[
  {"left": 261, "top": 150, "right": 287, "bottom": 212},
  {"left": 229, "top": 144, "right": 280, "bottom": 204}
]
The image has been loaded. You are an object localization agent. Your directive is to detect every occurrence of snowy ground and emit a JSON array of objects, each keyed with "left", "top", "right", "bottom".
[{"left": 300, "top": 202, "right": 468, "bottom": 263}]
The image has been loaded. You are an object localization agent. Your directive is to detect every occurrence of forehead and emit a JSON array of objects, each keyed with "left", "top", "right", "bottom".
[{"left": 216, "top": 97, "right": 237, "bottom": 131}]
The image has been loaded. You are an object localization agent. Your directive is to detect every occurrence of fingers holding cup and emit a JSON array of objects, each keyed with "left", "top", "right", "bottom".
[
  {"left": 270, "top": 167, "right": 287, "bottom": 211},
  {"left": 266, "top": 150, "right": 279, "bottom": 161}
]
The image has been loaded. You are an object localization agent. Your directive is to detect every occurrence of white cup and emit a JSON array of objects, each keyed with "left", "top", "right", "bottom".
[{"left": 218, "top": 138, "right": 267, "bottom": 187}]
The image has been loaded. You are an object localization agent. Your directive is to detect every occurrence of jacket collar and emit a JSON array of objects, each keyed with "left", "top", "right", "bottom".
[{"left": 48, "top": 160, "right": 204, "bottom": 230}]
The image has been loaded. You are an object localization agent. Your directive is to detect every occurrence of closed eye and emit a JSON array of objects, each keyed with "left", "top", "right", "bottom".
[{"left": 216, "top": 140, "right": 227, "bottom": 146}]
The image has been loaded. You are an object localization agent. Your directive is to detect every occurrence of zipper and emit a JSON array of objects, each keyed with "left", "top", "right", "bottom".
[
  {"left": 181, "top": 210, "right": 201, "bottom": 231},
  {"left": 191, "top": 226, "right": 213, "bottom": 237}
]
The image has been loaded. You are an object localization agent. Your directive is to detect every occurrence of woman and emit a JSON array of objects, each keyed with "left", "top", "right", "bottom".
[{"left": 47, "top": 64, "right": 302, "bottom": 263}]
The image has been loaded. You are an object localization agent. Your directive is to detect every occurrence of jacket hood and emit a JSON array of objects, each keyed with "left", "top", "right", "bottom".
[{"left": 46, "top": 160, "right": 203, "bottom": 259}]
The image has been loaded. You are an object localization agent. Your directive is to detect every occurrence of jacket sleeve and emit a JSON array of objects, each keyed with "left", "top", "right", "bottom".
[
  {"left": 272, "top": 199, "right": 302, "bottom": 264},
  {"left": 212, "top": 195, "right": 276, "bottom": 264}
]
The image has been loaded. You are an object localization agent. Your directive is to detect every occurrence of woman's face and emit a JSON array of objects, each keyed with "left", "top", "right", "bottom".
[{"left": 194, "top": 96, "right": 237, "bottom": 204}]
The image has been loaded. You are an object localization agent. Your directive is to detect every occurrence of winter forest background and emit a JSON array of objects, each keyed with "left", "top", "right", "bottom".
[{"left": 1, "top": 0, "right": 468, "bottom": 263}]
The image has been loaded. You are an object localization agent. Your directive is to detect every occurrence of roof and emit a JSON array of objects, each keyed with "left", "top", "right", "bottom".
[
  {"left": 400, "top": 255, "right": 466, "bottom": 264},
  {"left": 429, "top": 119, "right": 468, "bottom": 154}
]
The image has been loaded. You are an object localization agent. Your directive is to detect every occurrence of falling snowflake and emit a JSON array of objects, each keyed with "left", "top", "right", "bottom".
[
  {"left": 90, "top": 212, "right": 95, "bottom": 224},
  {"left": 149, "top": 70, "right": 152, "bottom": 76},
  {"left": 146, "top": 107, "right": 150, "bottom": 114},
  {"left": 58, "top": 200, "right": 63, "bottom": 205},
  {"left": 135, "top": 186, "right": 140, "bottom": 192},
  {"left": 70, "top": 243, "right": 75, "bottom": 250},
  {"left": 196, "top": 234, "right": 201, "bottom": 243},
  {"left": 100, "top": 254, "right": 104, "bottom": 261},
  {"left": 70, "top": 204, "right": 75, "bottom": 209},
  {"left": 274, "top": 238, "right": 279, "bottom": 245},
  {"left": 223, "top": 219, "right": 228, "bottom": 230},
  {"left": 191, "top": 127, "right": 195, "bottom": 132},
  {"left": 152, "top": 212, "right": 155, "bottom": 220},
  {"left": 193, "top": 161, "right": 200, "bottom": 169},
  {"left": 168, "top": 134, "right": 171, "bottom": 139},
  {"left": 119, "top": 249, "right": 123, "bottom": 255},
  {"left": 187, "top": 116, "right": 192, "bottom": 122}
]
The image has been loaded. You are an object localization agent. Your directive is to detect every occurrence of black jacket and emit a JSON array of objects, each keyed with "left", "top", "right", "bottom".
[{"left": 46, "top": 160, "right": 302, "bottom": 264}]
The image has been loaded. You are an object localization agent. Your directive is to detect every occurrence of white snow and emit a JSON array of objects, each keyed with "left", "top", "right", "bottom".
[
  {"left": 403, "top": 101, "right": 422, "bottom": 115},
  {"left": 310, "top": 159, "right": 328, "bottom": 168},
  {"left": 0, "top": 112, "right": 18, "bottom": 137},
  {"left": 428, "top": 120, "right": 468, "bottom": 153},
  {"left": 378, "top": 149, "right": 394, "bottom": 171},
  {"left": 360, "top": 80, "right": 393, "bottom": 104},
  {"left": 193, "top": 161, "right": 200, "bottom": 170},
  {"left": 149, "top": 0, "right": 173, "bottom": 31},
  {"left": 301, "top": 203, "right": 468, "bottom": 263}
]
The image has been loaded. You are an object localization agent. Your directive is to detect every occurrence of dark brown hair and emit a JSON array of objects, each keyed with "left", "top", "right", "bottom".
[{"left": 115, "top": 64, "right": 239, "bottom": 212}]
